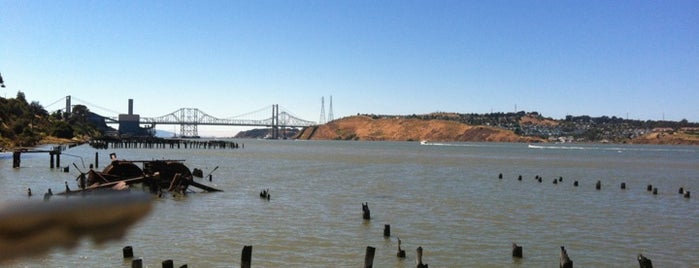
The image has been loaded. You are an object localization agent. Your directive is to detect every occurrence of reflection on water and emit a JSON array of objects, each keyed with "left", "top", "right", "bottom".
[{"left": 1, "top": 140, "right": 697, "bottom": 267}]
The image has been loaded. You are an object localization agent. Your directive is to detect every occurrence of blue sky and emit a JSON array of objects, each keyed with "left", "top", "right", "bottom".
[{"left": 2, "top": 0, "right": 698, "bottom": 136}]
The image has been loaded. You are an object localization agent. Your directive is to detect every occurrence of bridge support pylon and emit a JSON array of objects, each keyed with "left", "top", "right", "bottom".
[{"left": 271, "top": 104, "right": 279, "bottom": 139}]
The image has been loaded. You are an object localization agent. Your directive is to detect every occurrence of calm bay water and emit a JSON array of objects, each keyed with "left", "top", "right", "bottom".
[{"left": 1, "top": 140, "right": 698, "bottom": 267}]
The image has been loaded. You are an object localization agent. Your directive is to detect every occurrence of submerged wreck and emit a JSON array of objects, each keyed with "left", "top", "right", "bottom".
[{"left": 64, "top": 154, "right": 222, "bottom": 195}]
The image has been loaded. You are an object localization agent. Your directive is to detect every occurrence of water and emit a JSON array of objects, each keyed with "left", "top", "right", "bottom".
[{"left": 1, "top": 141, "right": 698, "bottom": 267}]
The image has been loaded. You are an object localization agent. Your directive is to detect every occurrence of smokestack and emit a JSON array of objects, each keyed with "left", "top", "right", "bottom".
[{"left": 128, "top": 99, "right": 133, "bottom": 115}]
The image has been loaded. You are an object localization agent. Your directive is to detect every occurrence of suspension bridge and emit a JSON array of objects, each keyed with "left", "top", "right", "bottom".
[{"left": 46, "top": 96, "right": 318, "bottom": 138}]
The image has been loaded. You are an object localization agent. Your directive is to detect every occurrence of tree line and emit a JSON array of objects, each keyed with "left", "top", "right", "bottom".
[{"left": 0, "top": 92, "right": 103, "bottom": 149}]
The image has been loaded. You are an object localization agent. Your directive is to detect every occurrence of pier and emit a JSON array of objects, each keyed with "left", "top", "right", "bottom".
[
  {"left": 89, "top": 138, "right": 241, "bottom": 150},
  {"left": 12, "top": 145, "right": 69, "bottom": 169}
]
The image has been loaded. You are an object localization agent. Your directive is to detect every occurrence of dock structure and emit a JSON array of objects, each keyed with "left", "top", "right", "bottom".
[
  {"left": 12, "top": 145, "right": 69, "bottom": 169},
  {"left": 89, "top": 138, "right": 241, "bottom": 150}
]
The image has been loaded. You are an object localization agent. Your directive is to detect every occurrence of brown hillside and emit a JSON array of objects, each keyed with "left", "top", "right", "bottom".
[
  {"left": 631, "top": 131, "right": 699, "bottom": 145},
  {"left": 296, "top": 115, "right": 544, "bottom": 143}
]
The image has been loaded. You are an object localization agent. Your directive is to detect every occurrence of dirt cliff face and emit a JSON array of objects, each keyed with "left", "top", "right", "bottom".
[{"left": 296, "top": 115, "right": 544, "bottom": 143}]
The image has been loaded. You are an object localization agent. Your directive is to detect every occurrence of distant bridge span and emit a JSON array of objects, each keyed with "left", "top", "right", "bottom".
[
  {"left": 54, "top": 96, "right": 318, "bottom": 138},
  {"left": 105, "top": 105, "right": 316, "bottom": 138}
]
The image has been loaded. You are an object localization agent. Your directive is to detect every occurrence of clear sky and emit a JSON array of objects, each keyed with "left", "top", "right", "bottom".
[{"left": 2, "top": 0, "right": 698, "bottom": 136}]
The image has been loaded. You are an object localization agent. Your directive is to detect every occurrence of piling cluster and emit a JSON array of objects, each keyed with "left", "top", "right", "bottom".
[
  {"left": 122, "top": 243, "right": 657, "bottom": 268},
  {"left": 500, "top": 172, "right": 691, "bottom": 200},
  {"left": 357, "top": 202, "right": 429, "bottom": 267},
  {"left": 122, "top": 246, "right": 190, "bottom": 268},
  {"left": 497, "top": 171, "right": 691, "bottom": 267},
  {"left": 508, "top": 243, "right": 656, "bottom": 268},
  {"left": 90, "top": 138, "right": 242, "bottom": 150},
  {"left": 236, "top": 174, "right": 676, "bottom": 267},
  {"left": 80, "top": 169, "right": 685, "bottom": 267}
]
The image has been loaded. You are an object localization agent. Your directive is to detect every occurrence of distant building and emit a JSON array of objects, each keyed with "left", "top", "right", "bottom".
[{"left": 118, "top": 99, "right": 153, "bottom": 137}]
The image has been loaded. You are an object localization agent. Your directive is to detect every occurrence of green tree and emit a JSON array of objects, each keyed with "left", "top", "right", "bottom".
[
  {"left": 29, "top": 101, "right": 48, "bottom": 117},
  {"left": 51, "top": 121, "right": 74, "bottom": 139},
  {"left": 16, "top": 91, "right": 27, "bottom": 104}
]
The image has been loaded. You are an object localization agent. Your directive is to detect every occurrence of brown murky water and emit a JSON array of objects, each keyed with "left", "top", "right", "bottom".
[{"left": 1, "top": 140, "right": 697, "bottom": 267}]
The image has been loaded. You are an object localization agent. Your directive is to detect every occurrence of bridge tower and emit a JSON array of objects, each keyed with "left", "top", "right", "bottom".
[
  {"left": 180, "top": 124, "right": 198, "bottom": 138},
  {"left": 269, "top": 104, "right": 280, "bottom": 139},
  {"left": 179, "top": 108, "right": 200, "bottom": 138}
]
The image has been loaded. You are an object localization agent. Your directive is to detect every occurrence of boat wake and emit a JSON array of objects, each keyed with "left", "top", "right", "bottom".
[
  {"left": 527, "top": 144, "right": 587, "bottom": 150},
  {"left": 420, "top": 141, "right": 481, "bottom": 147},
  {"left": 527, "top": 144, "right": 698, "bottom": 154}
]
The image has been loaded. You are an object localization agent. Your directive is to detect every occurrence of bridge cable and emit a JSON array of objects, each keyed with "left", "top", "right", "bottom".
[
  {"left": 278, "top": 105, "right": 306, "bottom": 120},
  {"left": 71, "top": 96, "right": 122, "bottom": 115},
  {"left": 224, "top": 105, "right": 273, "bottom": 119},
  {"left": 44, "top": 96, "right": 67, "bottom": 109}
]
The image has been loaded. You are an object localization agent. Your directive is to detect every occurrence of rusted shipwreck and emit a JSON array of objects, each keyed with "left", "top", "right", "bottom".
[{"left": 67, "top": 157, "right": 222, "bottom": 195}]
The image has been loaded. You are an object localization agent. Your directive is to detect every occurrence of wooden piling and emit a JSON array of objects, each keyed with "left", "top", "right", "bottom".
[
  {"left": 12, "top": 151, "right": 21, "bottom": 168},
  {"left": 638, "top": 254, "right": 653, "bottom": 268},
  {"left": 241, "top": 245, "right": 252, "bottom": 268},
  {"left": 364, "top": 246, "right": 376, "bottom": 268},
  {"left": 162, "top": 259, "right": 174, "bottom": 268},
  {"left": 512, "top": 243, "right": 523, "bottom": 258},
  {"left": 416, "top": 246, "right": 428, "bottom": 268},
  {"left": 560, "top": 246, "right": 573, "bottom": 268},
  {"left": 621, "top": 182, "right": 626, "bottom": 190},
  {"left": 397, "top": 238, "right": 406, "bottom": 258},
  {"left": 362, "top": 203, "right": 371, "bottom": 220},
  {"left": 50, "top": 152, "right": 55, "bottom": 169},
  {"left": 95, "top": 152, "right": 99, "bottom": 169},
  {"left": 123, "top": 246, "right": 134, "bottom": 259},
  {"left": 384, "top": 224, "right": 391, "bottom": 237},
  {"left": 132, "top": 258, "right": 143, "bottom": 268}
]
